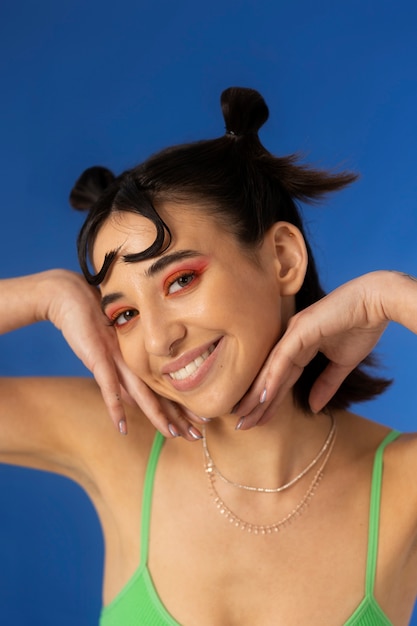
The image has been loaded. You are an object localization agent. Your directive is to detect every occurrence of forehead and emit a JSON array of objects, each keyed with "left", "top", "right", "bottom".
[
  {"left": 92, "top": 211, "right": 156, "bottom": 268},
  {"left": 91, "top": 205, "right": 230, "bottom": 274}
]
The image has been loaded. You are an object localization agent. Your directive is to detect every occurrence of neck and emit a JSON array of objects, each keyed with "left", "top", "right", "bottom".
[{"left": 202, "top": 396, "right": 334, "bottom": 489}]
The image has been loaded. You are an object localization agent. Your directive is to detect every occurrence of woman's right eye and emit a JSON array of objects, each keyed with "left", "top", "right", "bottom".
[{"left": 109, "top": 309, "right": 139, "bottom": 328}]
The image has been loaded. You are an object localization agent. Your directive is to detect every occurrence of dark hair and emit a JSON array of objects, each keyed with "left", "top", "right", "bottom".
[{"left": 71, "top": 86, "right": 391, "bottom": 411}]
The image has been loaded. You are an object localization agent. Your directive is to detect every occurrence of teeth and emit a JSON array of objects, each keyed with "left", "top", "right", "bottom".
[{"left": 169, "top": 344, "right": 215, "bottom": 381}]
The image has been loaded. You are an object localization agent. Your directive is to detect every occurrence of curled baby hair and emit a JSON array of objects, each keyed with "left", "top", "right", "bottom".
[
  {"left": 72, "top": 167, "right": 172, "bottom": 284},
  {"left": 72, "top": 86, "right": 391, "bottom": 410}
]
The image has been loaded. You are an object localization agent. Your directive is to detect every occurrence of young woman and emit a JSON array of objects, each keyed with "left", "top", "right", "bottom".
[{"left": 1, "top": 87, "right": 417, "bottom": 625}]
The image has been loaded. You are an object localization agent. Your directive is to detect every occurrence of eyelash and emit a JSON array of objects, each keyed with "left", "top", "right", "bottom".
[
  {"left": 164, "top": 270, "right": 197, "bottom": 295},
  {"left": 108, "top": 309, "right": 139, "bottom": 328}
]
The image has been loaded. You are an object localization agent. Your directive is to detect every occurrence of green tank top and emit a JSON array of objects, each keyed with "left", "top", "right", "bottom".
[{"left": 100, "top": 429, "right": 401, "bottom": 626}]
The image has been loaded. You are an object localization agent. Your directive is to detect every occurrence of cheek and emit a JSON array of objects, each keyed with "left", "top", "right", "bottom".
[
  {"left": 117, "top": 336, "right": 148, "bottom": 375},
  {"left": 231, "top": 291, "right": 283, "bottom": 376},
  {"left": 225, "top": 276, "right": 282, "bottom": 338}
]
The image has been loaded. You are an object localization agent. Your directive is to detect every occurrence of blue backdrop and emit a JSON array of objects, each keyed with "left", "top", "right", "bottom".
[{"left": 0, "top": 0, "right": 416, "bottom": 623}]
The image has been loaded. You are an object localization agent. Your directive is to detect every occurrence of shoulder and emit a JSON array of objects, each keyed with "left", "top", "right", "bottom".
[
  {"left": 334, "top": 411, "right": 417, "bottom": 504},
  {"left": 336, "top": 411, "right": 417, "bottom": 545},
  {"left": 337, "top": 410, "right": 417, "bottom": 468},
  {"left": 341, "top": 412, "right": 417, "bottom": 537},
  {"left": 383, "top": 430, "right": 417, "bottom": 502}
]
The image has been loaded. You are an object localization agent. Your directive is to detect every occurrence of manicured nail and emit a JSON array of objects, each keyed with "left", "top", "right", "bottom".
[
  {"left": 235, "top": 416, "right": 246, "bottom": 430},
  {"left": 118, "top": 419, "right": 127, "bottom": 435},
  {"left": 199, "top": 416, "right": 212, "bottom": 422},
  {"left": 260, "top": 387, "right": 267, "bottom": 404},
  {"left": 168, "top": 423, "right": 180, "bottom": 438},
  {"left": 188, "top": 426, "right": 203, "bottom": 440}
]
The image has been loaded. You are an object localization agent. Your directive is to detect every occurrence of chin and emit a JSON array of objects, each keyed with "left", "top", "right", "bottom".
[
  {"left": 154, "top": 377, "right": 254, "bottom": 419},
  {"left": 181, "top": 393, "right": 241, "bottom": 420}
]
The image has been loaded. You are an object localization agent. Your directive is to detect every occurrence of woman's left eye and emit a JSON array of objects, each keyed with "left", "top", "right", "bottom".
[{"left": 167, "top": 272, "right": 196, "bottom": 295}]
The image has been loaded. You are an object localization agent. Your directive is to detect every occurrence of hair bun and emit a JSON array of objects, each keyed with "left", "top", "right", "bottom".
[
  {"left": 69, "top": 166, "right": 115, "bottom": 211},
  {"left": 221, "top": 87, "right": 269, "bottom": 137}
]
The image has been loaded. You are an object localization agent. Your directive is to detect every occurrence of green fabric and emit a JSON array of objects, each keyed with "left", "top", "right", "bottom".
[
  {"left": 100, "top": 432, "right": 180, "bottom": 625},
  {"left": 343, "top": 429, "right": 400, "bottom": 626},
  {"left": 100, "top": 429, "right": 401, "bottom": 626}
]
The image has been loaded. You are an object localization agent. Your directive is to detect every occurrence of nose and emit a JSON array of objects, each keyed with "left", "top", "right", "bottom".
[{"left": 141, "top": 305, "right": 186, "bottom": 357}]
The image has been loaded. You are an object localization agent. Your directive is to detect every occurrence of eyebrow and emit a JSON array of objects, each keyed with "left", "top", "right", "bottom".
[
  {"left": 143, "top": 249, "right": 203, "bottom": 278},
  {"left": 101, "top": 291, "right": 125, "bottom": 313},
  {"left": 100, "top": 249, "right": 203, "bottom": 312}
]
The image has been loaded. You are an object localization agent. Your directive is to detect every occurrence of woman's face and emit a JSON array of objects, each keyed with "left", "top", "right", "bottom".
[{"left": 93, "top": 205, "right": 294, "bottom": 418}]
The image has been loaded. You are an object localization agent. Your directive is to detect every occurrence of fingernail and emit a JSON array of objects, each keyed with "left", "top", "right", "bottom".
[
  {"left": 260, "top": 387, "right": 267, "bottom": 404},
  {"left": 188, "top": 426, "right": 203, "bottom": 440},
  {"left": 118, "top": 419, "right": 127, "bottom": 435},
  {"left": 199, "top": 416, "right": 212, "bottom": 422},
  {"left": 235, "top": 416, "right": 246, "bottom": 430},
  {"left": 168, "top": 423, "right": 180, "bottom": 438}
]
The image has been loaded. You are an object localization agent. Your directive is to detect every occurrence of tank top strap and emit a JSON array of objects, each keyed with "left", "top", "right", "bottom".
[
  {"left": 140, "top": 431, "right": 165, "bottom": 566},
  {"left": 365, "top": 429, "right": 401, "bottom": 596}
]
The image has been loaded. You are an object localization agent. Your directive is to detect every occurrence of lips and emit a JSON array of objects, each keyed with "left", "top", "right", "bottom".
[
  {"left": 162, "top": 338, "right": 221, "bottom": 391},
  {"left": 168, "top": 343, "right": 216, "bottom": 380}
]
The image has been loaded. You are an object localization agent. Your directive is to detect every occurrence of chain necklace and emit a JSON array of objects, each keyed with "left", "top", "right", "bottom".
[
  {"left": 203, "top": 411, "right": 335, "bottom": 493},
  {"left": 205, "top": 422, "right": 336, "bottom": 535}
]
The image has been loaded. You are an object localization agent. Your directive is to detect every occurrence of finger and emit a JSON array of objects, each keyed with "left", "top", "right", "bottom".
[
  {"left": 113, "top": 356, "right": 170, "bottom": 435},
  {"left": 308, "top": 362, "right": 355, "bottom": 413},
  {"left": 235, "top": 320, "right": 318, "bottom": 419},
  {"left": 235, "top": 342, "right": 309, "bottom": 429},
  {"left": 92, "top": 357, "right": 128, "bottom": 434},
  {"left": 118, "top": 369, "right": 173, "bottom": 437},
  {"left": 237, "top": 363, "right": 304, "bottom": 430},
  {"left": 232, "top": 376, "right": 267, "bottom": 419},
  {"left": 117, "top": 362, "right": 203, "bottom": 441},
  {"left": 158, "top": 399, "right": 203, "bottom": 441},
  {"left": 233, "top": 345, "right": 282, "bottom": 416},
  {"left": 181, "top": 406, "right": 212, "bottom": 426},
  {"left": 119, "top": 386, "right": 137, "bottom": 407}
]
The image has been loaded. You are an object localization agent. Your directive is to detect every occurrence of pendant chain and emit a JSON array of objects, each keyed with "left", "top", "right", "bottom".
[
  {"left": 203, "top": 411, "right": 335, "bottom": 493},
  {"left": 203, "top": 413, "right": 337, "bottom": 535}
]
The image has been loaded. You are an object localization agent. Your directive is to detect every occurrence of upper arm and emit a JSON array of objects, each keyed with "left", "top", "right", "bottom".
[{"left": 0, "top": 376, "right": 112, "bottom": 483}]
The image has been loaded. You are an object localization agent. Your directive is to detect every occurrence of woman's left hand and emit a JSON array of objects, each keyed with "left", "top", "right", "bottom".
[{"left": 232, "top": 271, "right": 404, "bottom": 429}]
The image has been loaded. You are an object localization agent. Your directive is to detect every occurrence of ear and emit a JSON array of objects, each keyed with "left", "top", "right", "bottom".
[{"left": 265, "top": 222, "right": 308, "bottom": 296}]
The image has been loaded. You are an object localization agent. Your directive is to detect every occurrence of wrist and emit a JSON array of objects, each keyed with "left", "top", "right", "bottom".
[
  {"left": 379, "top": 270, "right": 417, "bottom": 330},
  {"left": 34, "top": 269, "right": 79, "bottom": 324},
  {"left": 0, "top": 269, "right": 75, "bottom": 334}
]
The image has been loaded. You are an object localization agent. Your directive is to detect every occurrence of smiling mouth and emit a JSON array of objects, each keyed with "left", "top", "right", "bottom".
[{"left": 169, "top": 343, "right": 217, "bottom": 381}]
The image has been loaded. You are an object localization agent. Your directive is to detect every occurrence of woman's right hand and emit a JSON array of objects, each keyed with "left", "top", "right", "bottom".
[
  {"left": 2, "top": 269, "right": 202, "bottom": 440},
  {"left": 47, "top": 270, "right": 205, "bottom": 439}
]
